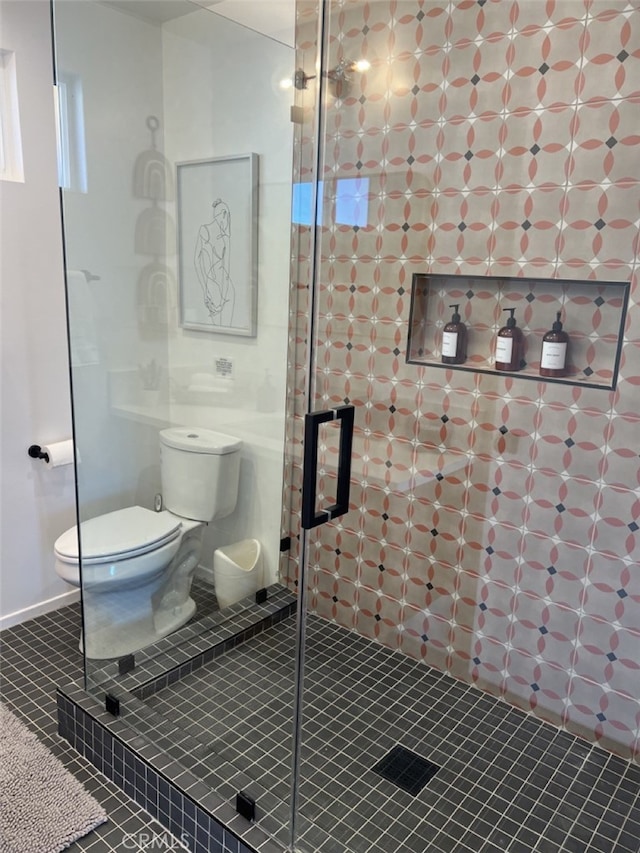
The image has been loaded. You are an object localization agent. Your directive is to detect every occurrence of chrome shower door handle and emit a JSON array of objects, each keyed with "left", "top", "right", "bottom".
[{"left": 301, "top": 404, "right": 355, "bottom": 530}]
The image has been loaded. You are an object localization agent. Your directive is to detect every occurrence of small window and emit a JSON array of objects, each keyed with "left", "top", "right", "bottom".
[
  {"left": 54, "top": 73, "right": 87, "bottom": 192},
  {"left": 0, "top": 48, "right": 24, "bottom": 183}
]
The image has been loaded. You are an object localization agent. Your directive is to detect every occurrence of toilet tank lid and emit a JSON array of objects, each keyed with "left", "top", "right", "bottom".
[
  {"left": 54, "top": 507, "right": 181, "bottom": 562},
  {"left": 160, "top": 427, "right": 241, "bottom": 455}
]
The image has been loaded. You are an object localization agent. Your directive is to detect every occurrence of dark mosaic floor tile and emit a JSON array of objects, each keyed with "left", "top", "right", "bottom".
[
  {"left": 4, "top": 598, "right": 640, "bottom": 853},
  {"left": 0, "top": 602, "right": 256, "bottom": 852},
  {"left": 143, "top": 614, "right": 640, "bottom": 853}
]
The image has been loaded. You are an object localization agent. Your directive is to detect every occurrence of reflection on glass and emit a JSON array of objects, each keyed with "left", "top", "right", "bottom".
[{"left": 292, "top": 177, "right": 370, "bottom": 226}]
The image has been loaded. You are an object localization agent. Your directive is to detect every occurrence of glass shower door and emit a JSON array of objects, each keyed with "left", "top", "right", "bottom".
[
  {"left": 54, "top": 0, "right": 303, "bottom": 846},
  {"left": 289, "top": 1, "right": 446, "bottom": 850},
  {"left": 291, "top": 0, "right": 640, "bottom": 849}
]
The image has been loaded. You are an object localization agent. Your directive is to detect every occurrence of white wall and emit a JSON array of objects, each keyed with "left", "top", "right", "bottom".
[
  {"left": 0, "top": 0, "right": 296, "bottom": 630},
  {"left": 0, "top": 0, "right": 77, "bottom": 628},
  {"left": 0, "top": 0, "right": 168, "bottom": 628},
  {"left": 53, "top": 0, "right": 168, "bottom": 522},
  {"left": 161, "top": 9, "right": 295, "bottom": 585}
]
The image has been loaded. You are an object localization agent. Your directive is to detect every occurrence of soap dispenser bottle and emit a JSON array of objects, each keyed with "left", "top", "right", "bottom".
[
  {"left": 441, "top": 304, "right": 467, "bottom": 365},
  {"left": 540, "top": 311, "right": 569, "bottom": 378},
  {"left": 495, "top": 307, "right": 524, "bottom": 372}
]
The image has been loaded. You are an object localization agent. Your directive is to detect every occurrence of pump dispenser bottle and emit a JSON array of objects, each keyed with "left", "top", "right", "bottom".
[
  {"left": 441, "top": 304, "right": 467, "bottom": 365},
  {"left": 495, "top": 307, "right": 524, "bottom": 372},
  {"left": 540, "top": 311, "right": 569, "bottom": 378}
]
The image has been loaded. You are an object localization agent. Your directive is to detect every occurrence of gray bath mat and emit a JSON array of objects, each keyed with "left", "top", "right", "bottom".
[{"left": 0, "top": 704, "right": 107, "bottom": 853}]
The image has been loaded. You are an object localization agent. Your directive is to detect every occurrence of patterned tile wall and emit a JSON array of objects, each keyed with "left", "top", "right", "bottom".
[{"left": 286, "top": 0, "right": 640, "bottom": 761}]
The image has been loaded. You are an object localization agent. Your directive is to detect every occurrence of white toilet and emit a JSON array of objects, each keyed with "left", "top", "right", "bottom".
[{"left": 54, "top": 427, "right": 242, "bottom": 659}]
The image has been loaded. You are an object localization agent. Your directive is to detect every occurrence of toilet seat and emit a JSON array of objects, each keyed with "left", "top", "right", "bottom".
[{"left": 54, "top": 506, "right": 181, "bottom": 566}]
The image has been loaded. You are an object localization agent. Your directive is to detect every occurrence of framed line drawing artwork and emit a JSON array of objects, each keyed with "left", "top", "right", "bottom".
[{"left": 177, "top": 153, "right": 258, "bottom": 336}]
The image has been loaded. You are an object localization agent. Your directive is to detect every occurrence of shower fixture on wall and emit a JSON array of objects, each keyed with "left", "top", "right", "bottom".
[
  {"left": 292, "top": 67, "right": 315, "bottom": 90},
  {"left": 290, "top": 57, "right": 370, "bottom": 94},
  {"left": 326, "top": 57, "right": 370, "bottom": 96}
]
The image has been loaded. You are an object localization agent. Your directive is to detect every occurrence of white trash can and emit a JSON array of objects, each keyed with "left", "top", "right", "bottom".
[{"left": 213, "top": 538, "right": 263, "bottom": 609}]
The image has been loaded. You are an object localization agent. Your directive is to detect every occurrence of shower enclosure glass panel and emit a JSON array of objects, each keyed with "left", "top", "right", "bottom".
[
  {"left": 290, "top": 0, "right": 640, "bottom": 850},
  {"left": 291, "top": 2, "right": 497, "bottom": 848},
  {"left": 54, "top": 0, "right": 299, "bottom": 840}
]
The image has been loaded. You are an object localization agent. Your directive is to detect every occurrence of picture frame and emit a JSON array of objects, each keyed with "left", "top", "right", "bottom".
[{"left": 177, "top": 153, "right": 258, "bottom": 337}]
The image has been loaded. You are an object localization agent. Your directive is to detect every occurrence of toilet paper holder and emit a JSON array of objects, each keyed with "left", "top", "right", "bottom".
[{"left": 27, "top": 444, "right": 50, "bottom": 463}]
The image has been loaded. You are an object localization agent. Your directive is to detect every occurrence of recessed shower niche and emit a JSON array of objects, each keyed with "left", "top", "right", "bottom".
[{"left": 407, "top": 273, "right": 630, "bottom": 390}]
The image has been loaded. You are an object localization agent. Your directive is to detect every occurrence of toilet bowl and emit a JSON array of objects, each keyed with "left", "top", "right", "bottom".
[
  {"left": 54, "top": 427, "right": 242, "bottom": 659},
  {"left": 54, "top": 506, "right": 204, "bottom": 659}
]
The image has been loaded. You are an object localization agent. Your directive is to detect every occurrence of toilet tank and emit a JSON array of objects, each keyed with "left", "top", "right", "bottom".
[{"left": 159, "top": 427, "right": 242, "bottom": 522}]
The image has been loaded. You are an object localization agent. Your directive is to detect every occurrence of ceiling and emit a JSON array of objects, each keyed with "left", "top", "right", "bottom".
[
  {"left": 99, "top": 0, "right": 295, "bottom": 45},
  {"left": 100, "top": 0, "right": 208, "bottom": 24}
]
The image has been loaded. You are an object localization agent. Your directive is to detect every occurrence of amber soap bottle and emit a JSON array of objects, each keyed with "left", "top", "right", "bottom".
[
  {"left": 495, "top": 307, "right": 524, "bottom": 372},
  {"left": 441, "top": 303, "right": 467, "bottom": 365},
  {"left": 540, "top": 311, "right": 569, "bottom": 378}
]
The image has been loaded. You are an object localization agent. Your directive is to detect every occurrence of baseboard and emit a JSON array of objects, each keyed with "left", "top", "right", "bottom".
[
  {"left": 0, "top": 589, "right": 81, "bottom": 632},
  {"left": 194, "top": 563, "right": 215, "bottom": 585}
]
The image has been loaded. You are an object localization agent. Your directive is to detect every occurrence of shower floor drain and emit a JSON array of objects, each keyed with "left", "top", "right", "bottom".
[{"left": 372, "top": 745, "right": 440, "bottom": 796}]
